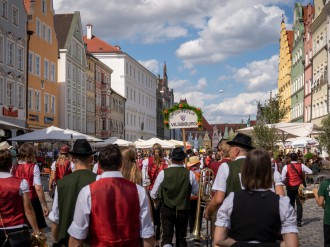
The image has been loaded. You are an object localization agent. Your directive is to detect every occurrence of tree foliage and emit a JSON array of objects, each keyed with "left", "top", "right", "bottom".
[
  {"left": 252, "top": 93, "right": 289, "bottom": 151},
  {"left": 252, "top": 121, "right": 277, "bottom": 150},
  {"left": 258, "top": 93, "right": 289, "bottom": 124},
  {"left": 319, "top": 115, "right": 330, "bottom": 152}
]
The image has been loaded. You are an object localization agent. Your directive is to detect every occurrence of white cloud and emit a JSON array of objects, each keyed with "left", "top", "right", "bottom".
[
  {"left": 233, "top": 55, "right": 279, "bottom": 91},
  {"left": 138, "top": 59, "right": 159, "bottom": 75},
  {"left": 204, "top": 92, "right": 266, "bottom": 123},
  {"left": 176, "top": 2, "right": 285, "bottom": 67},
  {"left": 174, "top": 91, "right": 218, "bottom": 109}
]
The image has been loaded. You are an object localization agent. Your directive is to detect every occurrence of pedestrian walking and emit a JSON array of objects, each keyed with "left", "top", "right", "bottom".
[
  {"left": 11, "top": 143, "right": 49, "bottom": 231},
  {"left": 150, "top": 147, "right": 199, "bottom": 247},
  {"left": 313, "top": 177, "right": 330, "bottom": 247},
  {"left": 214, "top": 148, "right": 298, "bottom": 247},
  {"left": 120, "top": 146, "right": 142, "bottom": 185},
  {"left": 48, "top": 139, "right": 97, "bottom": 246},
  {"left": 282, "top": 152, "right": 313, "bottom": 227},
  {"left": 204, "top": 133, "right": 254, "bottom": 220},
  {"left": 68, "top": 144, "right": 154, "bottom": 246}
]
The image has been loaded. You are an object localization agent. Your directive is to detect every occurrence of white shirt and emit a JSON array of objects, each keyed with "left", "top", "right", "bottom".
[
  {"left": 281, "top": 161, "right": 313, "bottom": 184},
  {"left": 141, "top": 157, "right": 170, "bottom": 187},
  {"left": 212, "top": 156, "right": 246, "bottom": 192},
  {"left": 0, "top": 172, "right": 29, "bottom": 229},
  {"left": 68, "top": 171, "right": 154, "bottom": 240},
  {"left": 17, "top": 161, "right": 41, "bottom": 185},
  {"left": 150, "top": 164, "right": 199, "bottom": 199},
  {"left": 215, "top": 190, "right": 299, "bottom": 238},
  {"left": 51, "top": 161, "right": 75, "bottom": 172}
]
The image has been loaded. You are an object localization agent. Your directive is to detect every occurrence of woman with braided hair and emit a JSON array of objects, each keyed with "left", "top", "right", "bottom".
[{"left": 142, "top": 143, "right": 169, "bottom": 247}]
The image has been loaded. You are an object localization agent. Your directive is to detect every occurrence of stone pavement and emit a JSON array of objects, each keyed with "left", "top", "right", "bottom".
[{"left": 42, "top": 186, "right": 325, "bottom": 247}]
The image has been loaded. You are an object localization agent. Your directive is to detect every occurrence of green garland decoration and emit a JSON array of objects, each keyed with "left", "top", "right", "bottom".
[{"left": 163, "top": 103, "right": 203, "bottom": 130}]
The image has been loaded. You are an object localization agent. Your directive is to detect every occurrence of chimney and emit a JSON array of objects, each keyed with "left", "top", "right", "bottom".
[{"left": 86, "top": 24, "right": 93, "bottom": 39}]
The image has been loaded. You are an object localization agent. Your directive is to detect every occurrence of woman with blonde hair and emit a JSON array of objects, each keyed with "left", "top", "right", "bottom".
[
  {"left": 120, "top": 146, "right": 142, "bottom": 185},
  {"left": 49, "top": 144, "right": 74, "bottom": 194},
  {"left": 0, "top": 149, "right": 45, "bottom": 246},
  {"left": 142, "top": 143, "right": 169, "bottom": 247},
  {"left": 11, "top": 143, "right": 49, "bottom": 231}
]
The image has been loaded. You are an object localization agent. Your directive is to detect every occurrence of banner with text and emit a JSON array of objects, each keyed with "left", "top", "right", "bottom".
[{"left": 169, "top": 109, "right": 198, "bottom": 129}]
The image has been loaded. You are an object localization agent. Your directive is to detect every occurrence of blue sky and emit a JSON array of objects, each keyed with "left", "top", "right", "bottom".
[{"left": 54, "top": 0, "right": 312, "bottom": 124}]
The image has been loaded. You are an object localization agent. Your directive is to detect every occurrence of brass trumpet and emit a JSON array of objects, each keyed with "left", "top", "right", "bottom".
[{"left": 192, "top": 168, "right": 214, "bottom": 245}]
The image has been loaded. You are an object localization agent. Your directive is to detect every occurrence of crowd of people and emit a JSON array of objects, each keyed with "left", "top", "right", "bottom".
[{"left": 0, "top": 134, "right": 329, "bottom": 247}]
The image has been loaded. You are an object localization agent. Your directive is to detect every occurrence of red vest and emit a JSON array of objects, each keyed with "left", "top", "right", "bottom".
[
  {"left": 96, "top": 164, "right": 103, "bottom": 175},
  {"left": 89, "top": 177, "right": 141, "bottom": 247},
  {"left": 55, "top": 160, "right": 72, "bottom": 182},
  {"left": 0, "top": 177, "right": 25, "bottom": 227},
  {"left": 147, "top": 157, "right": 168, "bottom": 191},
  {"left": 12, "top": 163, "right": 38, "bottom": 199},
  {"left": 287, "top": 162, "right": 303, "bottom": 187},
  {"left": 136, "top": 159, "right": 143, "bottom": 170}
]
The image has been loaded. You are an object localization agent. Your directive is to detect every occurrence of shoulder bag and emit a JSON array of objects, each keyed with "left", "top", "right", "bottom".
[{"left": 0, "top": 210, "right": 32, "bottom": 247}]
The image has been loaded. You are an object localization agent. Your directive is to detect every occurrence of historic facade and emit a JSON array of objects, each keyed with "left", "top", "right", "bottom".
[
  {"left": 54, "top": 11, "right": 87, "bottom": 133},
  {"left": 86, "top": 53, "right": 97, "bottom": 136},
  {"left": 291, "top": 3, "right": 305, "bottom": 123},
  {"left": 0, "top": 0, "right": 27, "bottom": 138},
  {"left": 278, "top": 19, "right": 293, "bottom": 123},
  {"left": 310, "top": 0, "right": 328, "bottom": 126},
  {"left": 25, "top": 0, "right": 59, "bottom": 129},
  {"left": 110, "top": 89, "right": 125, "bottom": 139},
  {"left": 84, "top": 24, "right": 157, "bottom": 141},
  {"left": 303, "top": 4, "right": 314, "bottom": 123}
]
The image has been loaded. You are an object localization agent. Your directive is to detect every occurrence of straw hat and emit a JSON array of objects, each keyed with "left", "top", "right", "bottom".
[
  {"left": 187, "top": 156, "right": 200, "bottom": 168},
  {"left": 0, "top": 141, "right": 11, "bottom": 150}
]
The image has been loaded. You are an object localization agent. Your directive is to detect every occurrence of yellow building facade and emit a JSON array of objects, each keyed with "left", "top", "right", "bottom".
[
  {"left": 278, "top": 21, "right": 293, "bottom": 123},
  {"left": 25, "top": 0, "right": 59, "bottom": 128}
]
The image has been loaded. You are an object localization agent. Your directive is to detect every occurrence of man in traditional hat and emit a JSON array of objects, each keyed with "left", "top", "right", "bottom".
[
  {"left": 68, "top": 144, "right": 155, "bottom": 246},
  {"left": 150, "top": 147, "right": 199, "bottom": 247},
  {"left": 204, "top": 133, "right": 254, "bottom": 220},
  {"left": 49, "top": 139, "right": 97, "bottom": 246}
]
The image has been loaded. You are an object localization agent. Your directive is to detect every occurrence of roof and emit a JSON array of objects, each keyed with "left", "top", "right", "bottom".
[
  {"left": 54, "top": 14, "right": 74, "bottom": 49},
  {"left": 83, "top": 36, "right": 124, "bottom": 54},
  {"left": 287, "top": 30, "right": 294, "bottom": 54}
]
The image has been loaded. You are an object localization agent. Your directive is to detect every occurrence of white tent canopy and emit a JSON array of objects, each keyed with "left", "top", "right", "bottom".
[
  {"left": 92, "top": 137, "right": 133, "bottom": 148},
  {"left": 237, "top": 122, "right": 320, "bottom": 141},
  {"left": 167, "top": 139, "right": 192, "bottom": 148},
  {"left": 0, "top": 120, "right": 28, "bottom": 130},
  {"left": 286, "top": 136, "right": 319, "bottom": 148},
  {"left": 8, "top": 126, "right": 103, "bottom": 142},
  {"left": 134, "top": 138, "right": 176, "bottom": 149}
]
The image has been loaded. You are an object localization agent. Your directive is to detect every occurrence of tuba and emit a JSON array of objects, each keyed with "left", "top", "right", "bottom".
[{"left": 192, "top": 168, "right": 214, "bottom": 245}]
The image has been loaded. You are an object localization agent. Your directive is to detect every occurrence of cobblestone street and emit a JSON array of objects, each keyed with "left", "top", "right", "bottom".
[{"left": 43, "top": 192, "right": 325, "bottom": 246}]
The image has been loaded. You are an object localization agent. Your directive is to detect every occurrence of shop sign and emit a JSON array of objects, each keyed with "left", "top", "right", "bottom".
[
  {"left": 29, "top": 114, "right": 39, "bottom": 122},
  {"left": 44, "top": 117, "right": 54, "bottom": 124},
  {"left": 3, "top": 107, "right": 18, "bottom": 118}
]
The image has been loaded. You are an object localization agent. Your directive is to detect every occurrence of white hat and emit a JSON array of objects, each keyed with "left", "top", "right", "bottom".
[{"left": 0, "top": 141, "right": 11, "bottom": 150}]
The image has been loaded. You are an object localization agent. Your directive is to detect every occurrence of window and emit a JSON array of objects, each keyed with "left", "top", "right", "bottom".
[
  {"left": 44, "top": 94, "right": 49, "bottom": 113},
  {"left": 42, "top": 23, "right": 46, "bottom": 40},
  {"left": 72, "top": 41, "right": 77, "bottom": 55},
  {"left": 12, "top": 6, "right": 18, "bottom": 26},
  {"left": 35, "top": 91, "right": 40, "bottom": 111},
  {"left": 36, "top": 18, "right": 41, "bottom": 36},
  {"left": 51, "top": 95, "right": 55, "bottom": 114},
  {"left": 28, "top": 51, "right": 34, "bottom": 73},
  {"left": 17, "top": 46, "right": 23, "bottom": 71},
  {"left": 0, "top": 77, "right": 3, "bottom": 104},
  {"left": 28, "top": 88, "right": 33, "bottom": 110},
  {"left": 47, "top": 27, "right": 51, "bottom": 43},
  {"left": 35, "top": 54, "right": 41, "bottom": 76},
  {"left": 50, "top": 63, "right": 55, "bottom": 82},
  {"left": 16, "top": 84, "right": 23, "bottom": 108},
  {"left": 1, "top": 0, "right": 7, "bottom": 19},
  {"left": 42, "top": 0, "right": 46, "bottom": 14},
  {"left": 6, "top": 81, "right": 13, "bottom": 106},
  {"left": 44, "top": 59, "right": 49, "bottom": 79},
  {"left": 0, "top": 36, "right": 3, "bottom": 63},
  {"left": 77, "top": 46, "right": 81, "bottom": 61},
  {"left": 67, "top": 63, "right": 71, "bottom": 78},
  {"left": 7, "top": 40, "right": 14, "bottom": 67}
]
